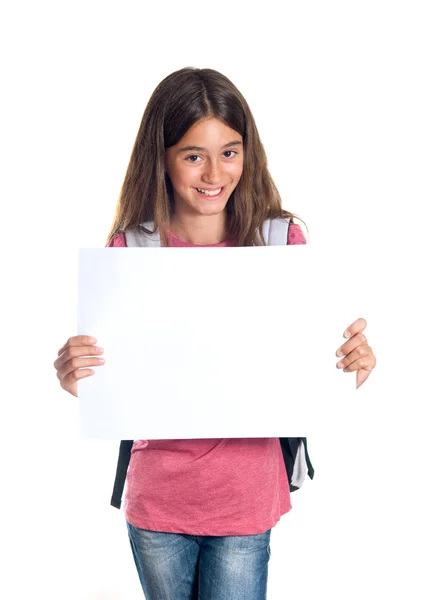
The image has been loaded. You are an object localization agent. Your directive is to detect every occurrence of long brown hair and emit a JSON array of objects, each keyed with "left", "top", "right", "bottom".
[{"left": 106, "top": 67, "right": 307, "bottom": 246}]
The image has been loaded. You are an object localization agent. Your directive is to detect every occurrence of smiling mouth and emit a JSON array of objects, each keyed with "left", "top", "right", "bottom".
[{"left": 195, "top": 186, "right": 225, "bottom": 198}]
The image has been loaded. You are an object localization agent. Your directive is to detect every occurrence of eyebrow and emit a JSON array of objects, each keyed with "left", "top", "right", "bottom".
[{"left": 177, "top": 140, "right": 243, "bottom": 154}]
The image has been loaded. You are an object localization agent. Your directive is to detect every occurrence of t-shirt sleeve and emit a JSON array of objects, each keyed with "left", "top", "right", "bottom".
[
  {"left": 287, "top": 222, "right": 307, "bottom": 245},
  {"left": 106, "top": 232, "right": 127, "bottom": 247}
]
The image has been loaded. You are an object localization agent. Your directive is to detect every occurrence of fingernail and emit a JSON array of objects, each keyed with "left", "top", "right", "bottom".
[
  {"left": 95, "top": 347, "right": 104, "bottom": 353},
  {"left": 344, "top": 331, "right": 351, "bottom": 338},
  {"left": 98, "top": 358, "right": 105, "bottom": 364}
]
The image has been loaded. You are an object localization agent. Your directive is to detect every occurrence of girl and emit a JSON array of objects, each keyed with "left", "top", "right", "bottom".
[{"left": 54, "top": 67, "right": 376, "bottom": 600}]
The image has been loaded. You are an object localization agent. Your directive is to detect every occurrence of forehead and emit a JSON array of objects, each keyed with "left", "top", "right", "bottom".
[{"left": 178, "top": 117, "right": 242, "bottom": 145}]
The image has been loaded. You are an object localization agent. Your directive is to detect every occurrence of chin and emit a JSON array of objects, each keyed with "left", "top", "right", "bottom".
[
  {"left": 197, "top": 203, "right": 226, "bottom": 216},
  {"left": 192, "top": 195, "right": 228, "bottom": 215}
]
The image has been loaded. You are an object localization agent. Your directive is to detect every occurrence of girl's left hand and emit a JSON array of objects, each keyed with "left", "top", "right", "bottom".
[{"left": 335, "top": 318, "right": 376, "bottom": 389}]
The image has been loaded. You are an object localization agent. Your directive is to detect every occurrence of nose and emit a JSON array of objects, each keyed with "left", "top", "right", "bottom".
[{"left": 202, "top": 158, "right": 224, "bottom": 184}]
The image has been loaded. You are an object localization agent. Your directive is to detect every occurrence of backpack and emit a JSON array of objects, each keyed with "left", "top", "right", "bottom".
[{"left": 110, "top": 217, "right": 314, "bottom": 509}]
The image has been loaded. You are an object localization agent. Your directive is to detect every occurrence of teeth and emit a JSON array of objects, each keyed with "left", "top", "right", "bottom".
[{"left": 196, "top": 187, "right": 222, "bottom": 196}]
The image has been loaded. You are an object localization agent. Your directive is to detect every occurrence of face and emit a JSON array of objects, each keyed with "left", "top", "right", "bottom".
[{"left": 164, "top": 117, "right": 244, "bottom": 219}]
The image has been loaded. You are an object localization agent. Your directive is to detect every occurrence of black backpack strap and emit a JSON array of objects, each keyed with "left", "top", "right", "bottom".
[
  {"left": 110, "top": 440, "right": 134, "bottom": 509},
  {"left": 279, "top": 438, "right": 298, "bottom": 490},
  {"left": 301, "top": 437, "right": 315, "bottom": 479},
  {"left": 279, "top": 437, "right": 315, "bottom": 492},
  {"left": 287, "top": 217, "right": 293, "bottom": 238}
]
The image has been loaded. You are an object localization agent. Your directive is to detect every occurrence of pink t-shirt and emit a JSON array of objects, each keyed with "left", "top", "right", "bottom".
[{"left": 107, "top": 222, "right": 307, "bottom": 535}]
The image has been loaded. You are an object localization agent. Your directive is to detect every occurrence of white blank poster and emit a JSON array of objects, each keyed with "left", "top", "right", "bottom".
[{"left": 77, "top": 245, "right": 354, "bottom": 439}]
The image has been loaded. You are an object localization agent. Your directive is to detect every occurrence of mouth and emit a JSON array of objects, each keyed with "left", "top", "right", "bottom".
[{"left": 194, "top": 186, "right": 225, "bottom": 199}]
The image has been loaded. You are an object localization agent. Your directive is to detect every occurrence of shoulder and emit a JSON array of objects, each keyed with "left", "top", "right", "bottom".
[
  {"left": 106, "top": 232, "right": 127, "bottom": 247},
  {"left": 288, "top": 222, "right": 307, "bottom": 245},
  {"left": 108, "top": 223, "right": 161, "bottom": 247},
  {"left": 264, "top": 217, "right": 307, "bottom": 245}
]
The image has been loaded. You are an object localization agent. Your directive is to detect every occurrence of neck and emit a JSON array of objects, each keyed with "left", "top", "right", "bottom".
[{"left": 170, "top": 211, "right": 227, "bottom": 245}]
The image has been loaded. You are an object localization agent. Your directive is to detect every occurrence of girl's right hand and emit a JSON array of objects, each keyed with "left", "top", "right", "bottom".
[{"left": 54, "top": 335, "right": 105, "bottom": 397}]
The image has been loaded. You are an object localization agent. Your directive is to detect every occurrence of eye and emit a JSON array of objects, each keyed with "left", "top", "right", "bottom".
[
  {"left": 186, "top": 155, "right": 201, "bottom": 163},
  {"left": 223, "top": 150, "right": 237, "bottom": 158}
]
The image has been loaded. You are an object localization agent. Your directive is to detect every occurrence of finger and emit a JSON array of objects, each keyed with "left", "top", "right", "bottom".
[
  {"left": 60, "top": 368, "right": 95, "bottom": 391},
  {"left": 57, "top": 335, "right": 97, "bottom": 356},
  {"left": 54, "top": 344, "right": 104, "bottom": 371},
  {"left": 336, "top": 333, "right": 367, "bottom": 357},
  {"left": 337, "top": 349, "right": 375, "bottom": 373},
  {"left": 59, "top": 356, "right": 106, "bottom": 380},
  {"left": 343, "top": 317, "right": 367, "bottom": 339}
]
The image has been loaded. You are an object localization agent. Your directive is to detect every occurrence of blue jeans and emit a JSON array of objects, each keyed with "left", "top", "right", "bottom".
[{"left": 126, "top": 521, "right": 272, "bottom": 600}]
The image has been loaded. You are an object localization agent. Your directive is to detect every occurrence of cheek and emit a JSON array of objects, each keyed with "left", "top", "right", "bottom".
[
  {"left": 230, "top": 161, "right": 244, "bottom": 183},
  {"left": 167, "top": 165, "right": 188, "bottom": 189},
  {"left": 174, "top": 164, "right": 193, "bottom": 186}
]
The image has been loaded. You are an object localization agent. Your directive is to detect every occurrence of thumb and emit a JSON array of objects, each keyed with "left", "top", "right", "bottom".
[{"left": 356, "top": 368, "right": 371, "bottom": 389}]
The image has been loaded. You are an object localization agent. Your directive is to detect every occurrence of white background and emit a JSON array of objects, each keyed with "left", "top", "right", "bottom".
[{"left": 1, "top": 1, "right": 421, "bottom": 598}]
